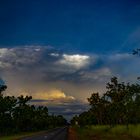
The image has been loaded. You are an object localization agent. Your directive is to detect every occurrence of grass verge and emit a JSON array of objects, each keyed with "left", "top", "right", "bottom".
[
  {"left": 0, "top": 130, "right": 49, "bottom": 140},
  {"left": 0, "top": 127, "right": 62, "bottom": 140},
  {"left": 74, "top": 125, "right": 140, "bottom": 140}
]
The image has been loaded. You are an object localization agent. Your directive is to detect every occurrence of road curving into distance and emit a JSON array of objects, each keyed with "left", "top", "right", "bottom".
[{"left": 21, "top": 127, "right": 68, "bottom": 140}]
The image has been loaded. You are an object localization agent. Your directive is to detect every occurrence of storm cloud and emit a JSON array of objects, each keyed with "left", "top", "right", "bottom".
[{"left": 0, "top": 45, "right": 140, "bottom": 119}]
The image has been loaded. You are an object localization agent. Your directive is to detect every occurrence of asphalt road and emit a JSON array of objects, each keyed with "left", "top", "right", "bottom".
[{"left": 21, "top": 127, "right": 68, "bottom": 140}]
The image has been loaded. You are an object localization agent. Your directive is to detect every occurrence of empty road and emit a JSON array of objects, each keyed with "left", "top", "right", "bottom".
[{"left": 21, "top": 127, "right": 68, "bottom": 140}]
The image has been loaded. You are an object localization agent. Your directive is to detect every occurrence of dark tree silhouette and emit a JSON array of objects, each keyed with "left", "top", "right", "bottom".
[
  {"left": 0, "top": 85, "right": 7, "bottom": 95},
  {"left": 71, "top": 77, "right": 140, "bottom": 127},
  {"left": 133, "top": 48, "right": 140, "bottom": 55},
  {"left": 0, "top": 84, "right": 67, "bottom": 135}
]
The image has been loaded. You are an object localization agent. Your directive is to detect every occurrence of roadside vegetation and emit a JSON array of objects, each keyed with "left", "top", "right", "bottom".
[
  {"left": 71, "top": 76, "right": 140, "bottom": 139},
  {"left": 74, "top": 125, "right": 140, "bottom": 140},
  {"left": 0, "top": 128, "right": 63, "bottom": 140},
  {"left": 71, "top": 77, "right": 140, "bottom": 126},
  {"left": 0, "top": 85, "right": 67, "bottom": 136},
  {"left": 0, "top": 131, "right": 43, "bottom": 140}
]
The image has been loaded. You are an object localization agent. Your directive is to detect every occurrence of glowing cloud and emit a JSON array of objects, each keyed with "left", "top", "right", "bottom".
[
  {"left": 58, "top": 54, "right": 90, "bottom": 69},
  {"left": 50, "top": 53, "right": 59, "bottom": 57},
  {"left": 0, "top": 48, "right": 8, "bottom": 57},
  {"left": 34, "top": 89, "right": 75, "bottom": 101}
]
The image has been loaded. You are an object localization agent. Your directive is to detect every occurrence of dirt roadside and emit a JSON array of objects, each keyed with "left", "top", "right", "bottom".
[{"left": 68, "top": 127, "right": 78, "bottom": 140}]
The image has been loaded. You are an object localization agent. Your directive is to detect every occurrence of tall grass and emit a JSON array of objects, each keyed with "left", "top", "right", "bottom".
[
  {"left": 128, "top": 125, "right": 140, "bottom": 137},
  {"left": 74, "top": 124, "right": 140, "bottom": 140},
  {"left": 0, "top": 130, "right": 47, "bottom": 140},
  {"left": 109, "top": 125, "right": 140, "bottom": 137}
]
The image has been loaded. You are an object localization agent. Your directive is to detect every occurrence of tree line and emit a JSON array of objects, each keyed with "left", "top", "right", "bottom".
[
  {"left": 0, "top": 85, "right": 67, "bottom": 135},
  {"left": 71, "top": 77, "right": 140, "bottom": 127}
]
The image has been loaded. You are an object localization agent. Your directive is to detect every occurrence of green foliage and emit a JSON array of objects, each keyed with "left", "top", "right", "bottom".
[
  {"left": 0, "top": 84, "right": 67, "bottom": 135},
  {"left": 0, "top": 85, "right": 7, "bottom": 95},
  {"left": 74, "top": 125, "right": 140, "bottom": 140},
  {"left": 0, "top": 131, "right": 47, "bottom": 140},
  {"left": 71, "top": 77, "right": 140, "bottom": 126}
]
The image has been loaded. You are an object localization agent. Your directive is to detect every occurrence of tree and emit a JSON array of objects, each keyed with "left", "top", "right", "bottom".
[
  {"left": 71, "top": 77, "right": 140, "bottom": 127},
  {"left": 0, "top": 85, "right": 7, "bottom": 95},
  {"left": 88, "top": 93, "right": 103, "bottom": 124},
  {"left": 133, "top": 48, "right": 140, "bottom": 55},
  {"left": 0, "top": 84, "right": 67, "bottom": 135}
]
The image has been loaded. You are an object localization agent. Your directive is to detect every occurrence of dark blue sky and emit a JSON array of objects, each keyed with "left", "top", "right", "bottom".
[
  {"left": 0, "top": 0, "right": 140, "bottom": 119},
  {"left": 0, "top": 0, "right": 140, "bottom": 53}
]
